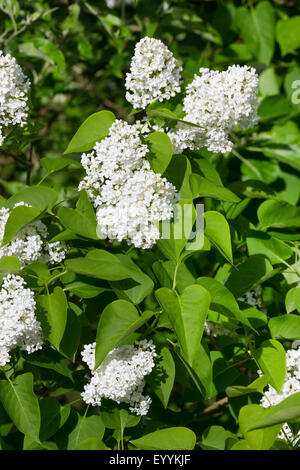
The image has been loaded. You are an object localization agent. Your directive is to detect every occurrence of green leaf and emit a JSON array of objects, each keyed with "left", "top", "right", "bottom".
[
  {"left": 286, "top": 288, "right": 300, "bottom": 313},
  {"left": 58, "top": 205, "right": 98, "bottom": 240},
  {"left": 196, "top": 277, "right": 255, "bottom": 331},
  {"left": 37, "top": 287, "right": 68, "bottom": 350},
  {"left": 152, "top": 347, "right": 175, "bottom": 408},
  {"left": 0, "top": 373, "right": 40, "bottom": 441},
  {"left": 225, "top": 255, "right": 273, "bottom": 298},
  {"left": 258, "top": 200, "right": 300, "bottom": 229},
  {"left": 59, "top": 307, "right": 81, "bottom": 362},
  {"left": 155, "top": 285, "right": 211, "bottom": 365},
  {"left": 253, "top": 339, "right": 286, "bottom": 393},
  {"left": 226, "top": 375, "right": 269, "bottom": 398},
  {"left": 24, "top": 347, "right": 74, "bottom": 382},
  {"left": 204, "top": 211, "right": 233, "bottom": 263},
  {"left": 101, "top": 408, "right": 140, "bottom": 433},
  {"left": 145, "top": 131, "right": 173, "bottom": 175},
  {"left": 130, "top": 427, "right": 196, "bottom": 450},
  {"left": 239, "top": 404, "right": 282, "bottom": 450},
  {"left": 64, "top": 110, "right": 115, "bottom": 154},
  {"left": 64, "top": 281, "right": 109, "bottom": 299},
  {"left": 165, "top": 154, "right": 193, "bottom": 198},
  {"left": 67, "top": 414, "right": 105, "bottom": 450},
  {"left": 250, "top": 1, "right": 275, "bottom": 65},
  {"left": 39, "top": 397, "right": 70, "bottom": 442},
  {"left": 249, "top": 392, "right": 300, "bottom": 430},
  {"left": 75, "top": 438, "right": 108, "bottom": 450},
  {"left": 276, "top": 16, "right": 300, "bottom": 56},
  {"left": 269, "top": 314, "right": 300, "bottom": 340},
  {"left": 235, "top": 2, "right": 275, "bottom": 65},
  {"left": 95, "top": 300, "right": 154, "bottom": 369},
  {"left": 157, "top": 199, "right": 204, "bottom": 261},
  {"left": 67, "top": 250, "right": 154, "bottom": 304},
  {"left": 247, "top": 231, "right": 293, "bottom": 265},
  {"left": 40, "top": 157, "right": 81, "bottom": 174},
  {"left": 1, "top": 205, "right": 41, "bottom": 246},
  {"left": 109, "top": 253, "right": 154, "bottom": 304},
  {"left": 200, "top": 425, "right": 238, "bottom": 450},
  {"left": 65, "top": 250, "right": 129, "bottom": 280},
  {"left": 7, "top": 186, "right": 57, "bottom": 211},
  {"left": 190, "top": 174, "right": 240, "bottom": 203},
  {"left": 0, "top": 256, "right": 21, "bottom": 274}
]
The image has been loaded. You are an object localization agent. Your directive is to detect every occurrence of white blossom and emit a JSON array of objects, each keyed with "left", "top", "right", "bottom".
[
  {"left": 0, "top": 50, "right": 30, "bottom": 146},
  {"left": 79, "top": 120, "right": 179, "bottom": 249},
  {"left": 0, "top": 203, "right": 67, "bottom": 266},
  {"left": 81, "top": 340, "right": 156, "bottom": 416},
  {"left": 0, "top": 274, "right": 43, "bottom": 366},
  {"left": 125, "top": 37, "right": 182, "bottom": 109},
  {"left": 260, "top": 346, "right": 300, "bottom": 446},
  {"left": 168, "top": 65, "right": 258, "bottom": 154}
]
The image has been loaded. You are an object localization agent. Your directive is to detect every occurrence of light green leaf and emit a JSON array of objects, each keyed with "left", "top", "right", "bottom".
[
  {"left": 145, "top": 131, "right": 173, "bottom": 175},
  {"left": 64, "top": 110, "right": 115, "bottom": 154},
  {"left": 95, "top": 300, "right": 154, "bottom": 369},
  {"left": 253, "top": 339, "right": 286, "bottom": 393},
  {"left": 37, "top": 287, "right": 68, "bottom": 350},
  {"left": 276, "top": 16, "right": 300, "bottom": 56},
  {"left": 0, "top": 373, "right": 40, "bottom": 441},
  {"left": 152, "top": 347, "right": 175, "bottom": 408},
  {"left": 155, "top": 285, "right": 211, "bottom": 365},
  {"left": 67, "top": 414, "right": 105, "bottom": 450},
  {"left": 204, "top": 211, "right": 233, "bottom": 263},
  {"left": 1, "top": 205, "right": 41, "bottom": 246},
  {"left": 239, "top": 404, "right": 282, "bottom": 450},
  {"left": 130, "top": 427, "right": 196, "bottom": 450},
  {"left": 225, "top": 255, "right": 273, "bottom": 298},
  {"left": 269, "top": 314, "right": 300, "bottom": 340}
]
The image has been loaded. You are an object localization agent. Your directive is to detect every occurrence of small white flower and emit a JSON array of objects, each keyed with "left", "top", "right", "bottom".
[
  {"left": 125, "top": 37, "right": 182, "bottom": 109},
  {"left": 0, "top": 202, "right": 67, "bottom": 266},
  {"left": 168, "top": 65, "right": 258, "bottom": 154},
  {"left": 81, "top": 340, "right": 156, "bottom": 416},
  {"left": 0, "top": 50, "right": 30, "bottom": 146},
  {"left": 0, "top": 274, "right": 43, "bottom": 366},
  {"left": 79, "top": 120, "right": 179, "bottom": 249}
]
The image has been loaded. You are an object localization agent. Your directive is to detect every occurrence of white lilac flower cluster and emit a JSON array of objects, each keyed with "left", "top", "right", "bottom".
[
  {"left": 168, "top": 65, "right": 258, "bottom": 154},
  {"left": 81, "top": 340, "right": 156, "bottom": 416},
  {"left": 0, "top": 202, "right": 67, "bottom": 266},
  {"left": 125, "top": 37, "right": 182, "bottom": 109},
  {"left": 79, "top": 119, "right": 179, "bottom": 249},
  {"left": 0, "top": 50, "right": 30, "bottom": 146},
  {"left": 0, "top": 274, "right": 43, "bottom": 366},
  {"left": 260, "top": 346, "right": 300, "bottom": 446}
]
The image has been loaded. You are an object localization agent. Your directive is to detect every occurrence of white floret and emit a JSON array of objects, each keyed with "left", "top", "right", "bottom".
[
  {"left": 0, "top": 203, "right": 67, "bottom": 266},
  {"left": 168, "top": 65, "right": 258, "bottom": 154},
  {"left": 125, "top": 37, "right": 182, "bottom": 109},
  {"left": 81, "top": 340, "right": 156, "bottom": 416},
  {"left": 0, "top": 50, "right": 30, "bottom": 146},
  {"left": 0, "top": 274, "right": 43, "bottom": 366},
  {"left": 79, "top": 120, "right": 179, "bottom": 249}
]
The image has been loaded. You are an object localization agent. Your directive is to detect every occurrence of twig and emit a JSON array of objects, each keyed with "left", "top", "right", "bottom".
[{"left": 202, "top": 397, "right": 228, "bottom": 414}]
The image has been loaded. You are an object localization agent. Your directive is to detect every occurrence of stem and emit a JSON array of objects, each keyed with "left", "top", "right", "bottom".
[{"left": 172, "top": 259, "right": 181, "bottom": 291}]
